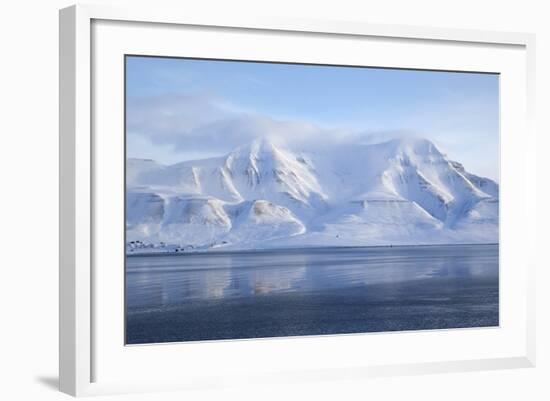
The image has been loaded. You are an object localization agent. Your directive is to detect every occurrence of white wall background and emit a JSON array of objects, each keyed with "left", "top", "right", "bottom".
[{"left": 0, "top": 0, "right": 547, "bottom": 400}]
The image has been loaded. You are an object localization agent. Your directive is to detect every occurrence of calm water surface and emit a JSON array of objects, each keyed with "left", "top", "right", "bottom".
[{"left": 126, "top": 244, "right": 499, "bottom": 344}]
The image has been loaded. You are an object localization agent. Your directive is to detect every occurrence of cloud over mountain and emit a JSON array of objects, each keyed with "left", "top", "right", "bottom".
[{"left": 127, "top": 93, "right": 362, "bottom": 160}]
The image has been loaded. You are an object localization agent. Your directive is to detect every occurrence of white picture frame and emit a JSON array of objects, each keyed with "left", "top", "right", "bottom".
[{"left": 59, "top": 4, "right": 536, "bottom": 397}]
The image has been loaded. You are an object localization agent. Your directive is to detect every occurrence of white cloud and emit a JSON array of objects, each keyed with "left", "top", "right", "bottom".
[{"left": 127, "top": 93, "right": 351, "bottom": 158}]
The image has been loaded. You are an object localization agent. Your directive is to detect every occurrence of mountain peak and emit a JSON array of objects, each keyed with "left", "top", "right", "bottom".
[
  {"left": 385, "top": 136, "right": 444, "bottom": 157},
  {"left": 247, "top": 136, "right": 280, "bottom": 153},
  {"left": 225, "top": 137, "right": 280, "bottom": 161}
]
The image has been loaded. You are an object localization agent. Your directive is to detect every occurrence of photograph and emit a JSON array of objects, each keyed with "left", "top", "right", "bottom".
[{"left": 124, "top": 56, "right": 500, "bottom": 345}]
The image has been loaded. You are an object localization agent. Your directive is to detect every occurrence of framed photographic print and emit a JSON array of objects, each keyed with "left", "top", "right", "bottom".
[
  {"left": 124, "top": 55, "right": 501, "bottom": 345},
  {"left": 60, "top": 4, "right": 536, "bottom": 396}
]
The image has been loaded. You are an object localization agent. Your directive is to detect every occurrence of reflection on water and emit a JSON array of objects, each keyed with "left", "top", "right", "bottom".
[
  {"left": 126, "top": 244, "right": 499, "bottom": 344},
  {"left": 126, "top": 245, "right": 498, "bottom": 309}
]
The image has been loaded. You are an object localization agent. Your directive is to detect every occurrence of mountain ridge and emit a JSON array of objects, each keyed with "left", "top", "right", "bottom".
[{"left": 126, "top": 137, "right": 498, "bottom": 253}]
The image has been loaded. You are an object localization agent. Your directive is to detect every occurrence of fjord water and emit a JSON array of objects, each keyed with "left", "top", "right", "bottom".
[{"left": 126, "top": 244, "right": 498, "bottom": 344}]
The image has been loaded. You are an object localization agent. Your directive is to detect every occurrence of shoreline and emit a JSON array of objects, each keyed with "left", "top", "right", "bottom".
[{"left": 126, "top": 242, "right": 499, "bottom": 258}]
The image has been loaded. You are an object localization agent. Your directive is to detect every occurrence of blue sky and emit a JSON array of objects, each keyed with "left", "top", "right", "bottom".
[{"left": 126, "top": 56, "right": 499, "bottom": 180}]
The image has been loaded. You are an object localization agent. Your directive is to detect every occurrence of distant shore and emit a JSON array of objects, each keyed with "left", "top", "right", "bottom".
[{"left": 126, "top": 242, "right": 499, "bottom": 258}]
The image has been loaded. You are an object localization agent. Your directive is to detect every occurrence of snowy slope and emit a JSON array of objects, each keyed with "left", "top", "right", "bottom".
[
  {"left": 126, "top": 137, "right": 498, "bottom": 252},
  {"left": 225, "top": 200, "right": 306, "bottom": 245}
]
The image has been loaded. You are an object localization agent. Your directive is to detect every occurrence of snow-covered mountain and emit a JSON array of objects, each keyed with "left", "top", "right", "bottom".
[{"left": 126, "top": 137, "right": 498, "bottom": 252}]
